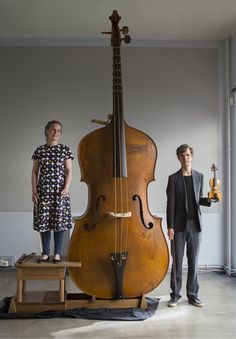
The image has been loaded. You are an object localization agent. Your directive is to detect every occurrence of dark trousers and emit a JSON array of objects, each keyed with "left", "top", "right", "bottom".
[
  {"left": 170, "top": 220, "right": 202, "bottom": 299},
  {"left": 40, "top": 231, "right": 64, "bottom": 256}
]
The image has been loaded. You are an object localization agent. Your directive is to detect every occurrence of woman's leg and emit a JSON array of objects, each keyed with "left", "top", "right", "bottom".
[
  {"left": 54, "top": 231, "right": 64, "bottom": 256},
  {"left": 40, "top": 231, "right": 51, "bottom": 256}
]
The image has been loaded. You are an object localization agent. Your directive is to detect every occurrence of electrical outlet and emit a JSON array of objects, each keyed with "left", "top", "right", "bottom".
[{"left": 0, "top": 256, "right": 15, "bottom": 267}]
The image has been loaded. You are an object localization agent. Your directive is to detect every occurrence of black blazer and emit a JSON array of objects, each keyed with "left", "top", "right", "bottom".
[{"left": 166, "top": 169, "right": 211, "bottom": 232}]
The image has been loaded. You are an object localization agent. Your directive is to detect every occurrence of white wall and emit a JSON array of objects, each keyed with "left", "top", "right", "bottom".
[
  {"left": 229, "top": 33, "right": 236, "bottom": 271},
  {"left": 0, "top": 45, "right": 222, "bottom": 265},
  {"left": 230, "top": 32, "right": 236, "bottom": 91}
]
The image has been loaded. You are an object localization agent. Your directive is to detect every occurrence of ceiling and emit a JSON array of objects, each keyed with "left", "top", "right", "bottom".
[{"left": 1, "top": 0, "right": 236, "bottom": 44}]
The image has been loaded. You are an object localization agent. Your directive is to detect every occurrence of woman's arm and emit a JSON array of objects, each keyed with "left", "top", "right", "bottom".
[
  {"left": 61, "top": 159, "right": 72, "bottom": 196},
  {"left": 31, "top": 160, "right": 39, "bottom": 204}
]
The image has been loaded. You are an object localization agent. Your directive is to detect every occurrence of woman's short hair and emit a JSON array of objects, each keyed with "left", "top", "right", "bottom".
[
  {"left": 44, "top": 120, "right": 63, "bottom": 139},
  {"left": 176, "top": 144, "right": 194, "bottom": 157}
]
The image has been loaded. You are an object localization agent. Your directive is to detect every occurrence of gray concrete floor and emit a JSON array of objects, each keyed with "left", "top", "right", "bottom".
[{"left": 0, "top": 269, "right": 236, "bottom": 338}]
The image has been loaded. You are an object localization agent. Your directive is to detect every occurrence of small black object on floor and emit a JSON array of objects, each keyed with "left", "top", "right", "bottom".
[{"left": 0, "top": 296, "right": 159, "bottom": 320}]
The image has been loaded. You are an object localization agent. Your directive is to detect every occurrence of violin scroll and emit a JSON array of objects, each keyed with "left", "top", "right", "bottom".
[{"left": 101, "top": 10, "right": 131, "bottom": 47}]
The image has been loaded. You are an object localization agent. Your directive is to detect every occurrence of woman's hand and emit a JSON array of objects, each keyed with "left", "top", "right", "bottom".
[
  {"left": 60, "top": 189, "right": 69, "bottom": 197},
  {"left": 61, "top": 159, "right": 72, "bottom": 198},
  {"left": 32, "top": 193, "right": 39, "bottom": 204}
]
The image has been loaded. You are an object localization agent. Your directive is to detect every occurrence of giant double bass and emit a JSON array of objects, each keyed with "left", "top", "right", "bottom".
[{"left": 68, "top": 11, "right": 169, "bottom": 299}]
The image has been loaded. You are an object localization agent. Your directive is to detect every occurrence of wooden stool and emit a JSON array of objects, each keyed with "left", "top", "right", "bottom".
[{"left": 9, "top": 254, "right": 81, "bottom": 313}]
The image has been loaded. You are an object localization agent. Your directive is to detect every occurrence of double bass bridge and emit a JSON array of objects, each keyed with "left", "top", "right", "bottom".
[{"left": 107, "top": 211, "right": 132, "bottom": 218}]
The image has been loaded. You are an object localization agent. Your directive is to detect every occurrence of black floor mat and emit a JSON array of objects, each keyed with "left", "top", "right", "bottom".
[{"left": 0, "top": 296, "right": 160, "bottom": 320}]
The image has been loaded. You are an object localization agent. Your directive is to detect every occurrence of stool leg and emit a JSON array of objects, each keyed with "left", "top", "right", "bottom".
[
  {"left": 17, "top": 280, "right": 23, "bottom": 303},
  {"left": 22, "top": 280, "right": 26, "bottom": 294},
  {"left": 60, "top": 279, "right": 65, "bottom": 302}
]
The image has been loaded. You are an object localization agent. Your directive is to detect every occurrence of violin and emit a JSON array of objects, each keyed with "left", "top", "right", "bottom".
[{"left": 208, "top": 163, "right": 222, "bottom": 202}]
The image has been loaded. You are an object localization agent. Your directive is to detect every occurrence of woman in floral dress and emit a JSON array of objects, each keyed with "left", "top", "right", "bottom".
[{"left": 31, "top": 120, "right": 73, "bottom": 263}]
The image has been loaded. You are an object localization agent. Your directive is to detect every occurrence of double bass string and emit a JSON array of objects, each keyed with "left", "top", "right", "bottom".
[
  {"left": 124, "top": 176, "right": 129, "bottom": 253},
  {"left": 113, "top": 98, "right": 118, "bottom": 260},
  {"left": 112, "top": 28, "right": 131, "bottom": 261},
  {"left": 113, "top": 44, "right": 119, "bottom": 260},
  {"left": 115, "top": 88, "right": 124, "bottom": 259},
  {"left": 118, "top": 50, "right": 129, "bottom": 258}
]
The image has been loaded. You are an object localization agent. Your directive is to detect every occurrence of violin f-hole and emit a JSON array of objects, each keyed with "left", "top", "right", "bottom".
[
  {"left": 133, "top": 195, "right": 154, "bottom": 229},
  {"left": 84, "top": 195, "right": 106, "bottom": 231}
]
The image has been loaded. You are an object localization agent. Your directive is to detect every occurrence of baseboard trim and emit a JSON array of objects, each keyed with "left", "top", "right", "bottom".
[{"left": 223, "top": 265, "right": 236, "bottom": 276}]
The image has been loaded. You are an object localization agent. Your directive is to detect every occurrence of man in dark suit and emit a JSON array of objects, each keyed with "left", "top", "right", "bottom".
[{"left": 166, "top": 144, "right": 211, "bottom": 307}]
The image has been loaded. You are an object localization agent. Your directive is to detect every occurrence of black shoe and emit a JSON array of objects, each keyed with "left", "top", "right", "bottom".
[
  {"left": 53, "top": 255, "right": 61, "bottom": 264},
  {"left": 37, "top": 255, "right": 50, "bottom": 263},
  {"left": 168, "top": 296, "right": 180, "bottom": 307},
  {"left": 188, "top": 297, "right": 204, "bottom": 307}
]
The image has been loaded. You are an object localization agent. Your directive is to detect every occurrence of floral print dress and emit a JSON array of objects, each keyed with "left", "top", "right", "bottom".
[{"left": 32, "top": 144, "right": 73, "bottom": 232}]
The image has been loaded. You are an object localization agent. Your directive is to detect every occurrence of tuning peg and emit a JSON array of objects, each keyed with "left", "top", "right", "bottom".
[
  {"left": 121, "top": 26, "right": 129, "bottom": 35},
  {"left": 101, "top": 31, "right": 111, "bottom": 35},
  {"left": 122, "top": 35, "right": 131, "bottom": 44}
]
